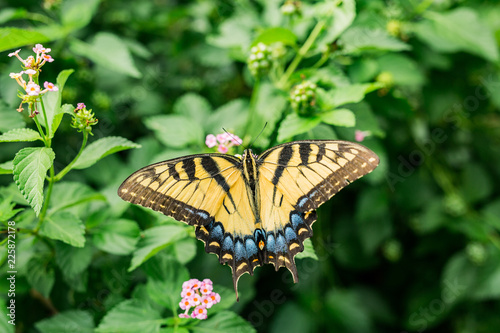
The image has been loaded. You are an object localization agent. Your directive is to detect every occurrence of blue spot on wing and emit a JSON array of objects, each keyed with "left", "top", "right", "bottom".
[
  {"left": 234, "top": 241, "right": 246, "bottom": 261},
  {"left": 291, "top": 213, "right": 303, "bottom": 229},
  {"left": 222, "top": 236, "right": 234, "bottom": 251},
  {"left": 285, "top": 227, "right": 297, "bottom": 242},
  {"left": 276, "top": 234, "right": 287, "bottom": 253},
  {"left": 211, "top": 224, "right": 223, "bottom": 241},
  {"left": 266, "top": 234, "right": 276, "bottom": 253},
  {"left": 245, "top": 239, "right": 258, "bottom": 257},
  {"left": 297, "top": 197, "right": 308, "bottom": 209},
  {"left": 197, "top": 211, "right": 209, "bottom": 220}
]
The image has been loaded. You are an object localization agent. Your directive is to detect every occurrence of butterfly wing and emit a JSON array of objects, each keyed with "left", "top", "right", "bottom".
[
  {"left": 257, "top": 140, "right": 380, "bottom": 281},
  {"left": 118, "top": 154, "right": 258, "bottom": 297}
]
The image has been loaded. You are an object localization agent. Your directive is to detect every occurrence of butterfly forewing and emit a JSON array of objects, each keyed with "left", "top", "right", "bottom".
[{"left": 256, "top": 140, "right": 379, "bottom": 281}]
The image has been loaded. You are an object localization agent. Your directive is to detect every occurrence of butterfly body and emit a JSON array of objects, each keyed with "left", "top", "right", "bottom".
[{"left": 118, "top": 140, "right": 379, "bottom": 299}]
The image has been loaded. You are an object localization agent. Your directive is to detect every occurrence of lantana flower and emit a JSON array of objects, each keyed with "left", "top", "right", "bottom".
[
  {"left": 355, "top": 130, "right": 371, "bottom": 142},
  {"left": 7, "top": 44, "right": 57, "bottom": 117},
  {"left": 205, "top": 131, "right": 242, "bottom": 154},
  {"left": 178, "top": 278, "right": 220, "bottom": 320}
]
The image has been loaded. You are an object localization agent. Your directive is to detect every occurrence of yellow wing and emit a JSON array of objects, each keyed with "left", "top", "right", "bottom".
[
  {"left": 118, "top": 154, "right": 257, "bottom": 292},
  {"left": 257, "top": 140, "right": 380, "bottom": 281}
]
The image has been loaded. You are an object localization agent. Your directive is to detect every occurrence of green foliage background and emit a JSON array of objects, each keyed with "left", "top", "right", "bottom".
[{"left": 1, "top": 0, "right": 500, "bottom": 332}]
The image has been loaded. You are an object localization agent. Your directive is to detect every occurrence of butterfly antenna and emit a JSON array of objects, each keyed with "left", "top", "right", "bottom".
[
  {"left": 222, "top": 128, "right": 246, "bottom": 149},
  {"left": 247, "top": 122, "right": 268, "bottom": 149}
]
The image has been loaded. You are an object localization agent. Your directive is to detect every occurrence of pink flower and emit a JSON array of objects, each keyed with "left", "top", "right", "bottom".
[
  {"left": 191, "top": 293, "right": 202, "bottom": 306},
  {"left": 77, "top": 103, "right": 86, "bottom": 110},
  {"left": 42, "top": 54, "right": 54, "bottom": 63},
  {"left": 26, "top": 82, "right": 40, "bottom": 96},
  {"left": 218, "top": 144, "right": 228, "bottom": 153},
  {"left": 208, "top": 292, "right": 221, "bottom": 304},
  {"left": 199, "top": 282, "right": 213, "bottom": 295},
  {"left": 33, "top": 44, "right": 51, "bottom": 54},
  {"left": 355, "top": 130, "right": 371, "bottom": 142},
  {"left": 44, "top": 81, "right": 58, "bottom": 92},
  {"left": 202, "top": 278, "right": 213, "bottom": 285},
  {"left": 24, "top": 69, "right": 37, "bottom": 75},
  {"left": 179, "top": 297, "right": 195, "bottom": 310},
  {"left": 201, "top": 296, "right": 214, "bottom": 309},
  {"left": 178, "top": 313, "right": 190, "bottom": 319},
  {"left": 181, "top": 288, "right": 195, "bottom": 298},
  {"left": 205, "top": 134, "right": 217, "bottom": 148},
  {"left": 24, "top": 55, "right": 35, "bottom": 67},
  {"left": 8, "top": 49, "right": 21, "bottom": 57},
  {"left": 189, "top": 279, "right": 201, "bottom": 290},
  {"left": 191, "top": 306, "right": 207, "bottom": 320},
  {"left": 216, "top": 133, "right": 229, "bottom": 144},
  {"left": 229, "top": 135, "right": 242, "bottom": 146}
]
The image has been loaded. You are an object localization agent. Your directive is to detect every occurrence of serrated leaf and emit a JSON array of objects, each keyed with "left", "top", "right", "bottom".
[
  {"left": 69, "top": 32, "right": 142, "bottom": 78},
  {"left": 252, "top": 27, "right": 297, "bottom": 47},
  {"left": 93, "top": 219, "right": 140, "bottom": 255},
  {"left": 320, "top": 109, "right": 355, "bottom": 127},
  {"left": 277, "top": 113, "right": 321, "bottom": 142},
  {"left": 0, "top": 128, "right": 42, "bottom": 142},
  {"left": 329, "top": 83, "right": 380, "bottom": 108},
  {"left": 0, "top": 101, "right": 25, "bottom": 132},
  {"left": 340, "top": 27, "right": 411, "bottom": 54},
  {"left": 129, "top": 225, "right": 187, "bottom": 271},
  {"left": 96, "top": 299, "right": 162, "bottom": 333},
  {"left": 144, "top": 115, "right": 203, "bottom": 149},
  {"left": 35, "top": 69, "right": 74, "bottom": 138},
  {"left": 0, "top": 196, "right": 23, "bottom": 222},
  {"left": 0, "top": 27, "right": 50, "bottom": 52},
  {"left": 173, "top": 238, "right": 197, "bottom": 264},
  {"left": 13, "top": 147, "right": 55, "bottom": 216},
  {"left": 49, "top": 181, "right": 106, "bottom": 215},
  {"left": 26, "top": 256, "right": 55, "bottom": 298},
  {"left": 36, "top": 310, "right": 94, "bottom": 333},
  {"left": 72, "top": 136, "right": 141, "bottom": 170},
  {"left": 315, "top": 0, "right": 356, "bottom": 48},
  {"left": 206, "top": 99, "right": 249, "bottom": 135},
  {"left": 193, "top": 311, "right": 256, "bottom": 333},
  {"left": 40, "top": 211, "right": 85, "bottom": 247}
]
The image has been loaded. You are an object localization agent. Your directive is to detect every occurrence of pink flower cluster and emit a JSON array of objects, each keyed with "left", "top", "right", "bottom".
[
  {"left": 7, "top": 44, "right": 57, "bottom": 116},
  {"left": 205, "top": 132, "right": 242, "bottom": 153},
  {"left": 178, "top": 278, "right": 221, "bottom": 320}
]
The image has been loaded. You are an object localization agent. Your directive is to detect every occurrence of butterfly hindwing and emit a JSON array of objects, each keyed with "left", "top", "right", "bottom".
[{"left": 257, "top": 140, "right": 380, "bottom": 281}]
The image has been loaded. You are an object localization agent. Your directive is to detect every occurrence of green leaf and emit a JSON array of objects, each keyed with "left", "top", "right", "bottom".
[
  {"left": 13, "top": 147, "right": 55, "bottom": 216},
  {"left": 315, "top": 0, "right": 356, "bottom": 47},
  {"left": 93, "top": 219, "right": 141, "bottom": 255},
  {"left": 61, "top": 0, "right": 101, "bottom": 31},
  {"left": 96, "top": 299, "right": 162, "bottom": 333},
  {"left": 173, "top": 93, "right": 212, "bottom": 123},
  {"left": 40, "top": 211, "right": 85, "bottom": 247},
  {"left": 295, "top": 238, "right": 318, "bottom": 260},
  {"left": 26, "top": 256, "right": 55, "bottom": 298},
  {"left": 36, "top": 310, "right": 94, "bottom": 333},
  {"left": 173, "top": 237, "right": 197, "bottom": 264},
  {"left": 72, "top": 136, "right": 141, "bottom": 170},
  {"left": 49, "top": 181, "right": 106, "bottom": 214},
  {"left": 144, "top": 256, "right": 190, "bottom": 311},
  {"left": 329, "top": 83, "right": 380, "bottom": 108},
  {"left": 277, "top": 113, "right": 321, "bottom": 142},
  {"left": 206, "top": 99, "right": 249, "bottom": 135},
  {"left": 0, "top": 160, "right": 13, "bottom": 175},
  {"left": 144, "top": 115, "right": 204, "bottom": 149},
  {"left": 483, "top": 198, "right": 500, "bottom": 230},
  {"left": 414, "top": 8, "right": 499, "bottom": 62},
  {"left": 0, "top": 196, "right": 23, "bottom": 222},
  {"left": 69, "top": 32, "right": 142, "bottom": 78},
  {"left": 0, "top": 128, "right": 42, "bottom": 142},
  {"left": 0, "top": 27, "right": 50, "bottom": 52},
  {"left": 193, "top": 311, "right": 256, "bottom": 333},
  {"left": 340, "top": 27, "right": 411, "bottom": 54},
  {"left": 460, "top": 163, "right": 493, "bottom": 204},
  {"left": 129, "top": 225, "right": 187, "bottom": 271},
  {"left": 0, "top": 298, "right": 14, "bottom": 333},
  {"left": 35, "top": 69, "right": 74, "bottom": 138},
  {"left": 55, "top": 241, "right": 93, "bottom": 279},
  {"left": 376, "top": 54, "right": 425, "bottom": 87},
  {"left": 252, "top": 27, "right": 297, "bottom": 47},
  {"left": 349, "top": 102, "right": 384, "bottom": 137},
  {"left": 320, "top": 109, "right": 356, "bottom": 127}
]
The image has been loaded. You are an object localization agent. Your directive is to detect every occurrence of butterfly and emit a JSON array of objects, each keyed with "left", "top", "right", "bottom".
[{"left": 118, "top": 140, "right": 379, "bottom": 299}]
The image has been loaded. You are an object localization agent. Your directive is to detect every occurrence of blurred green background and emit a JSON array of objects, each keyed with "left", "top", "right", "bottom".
[{"left": 1, "top": 0, "right": 500, "bottom": 332}]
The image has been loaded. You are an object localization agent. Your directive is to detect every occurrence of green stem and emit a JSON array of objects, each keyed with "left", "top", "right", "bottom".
[
  {"left": 36, "top": 166, "right": 54, "bottom": 232},
  {"left": 277, "top": 19, "right": 327, "bottom": 90},
  {"left": 53, "top": 131, "right": 88, "bottom": 181}
]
